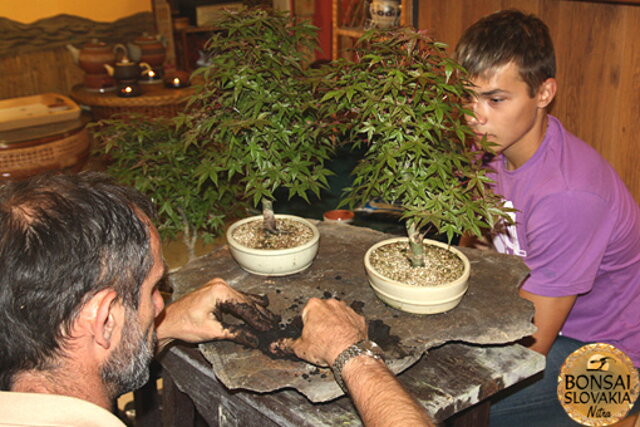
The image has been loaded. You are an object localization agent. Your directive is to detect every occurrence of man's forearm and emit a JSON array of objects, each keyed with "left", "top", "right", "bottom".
[{"left": 342, "top": 355, "right": 433, "bottom": 427}]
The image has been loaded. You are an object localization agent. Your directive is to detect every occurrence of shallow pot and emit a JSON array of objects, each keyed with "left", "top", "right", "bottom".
[
  {"left": 226, "top": 214, "right": 320, "bottom": 276},
  {"left": 364, "top": 237, "right": 470, "bottom": 314}
]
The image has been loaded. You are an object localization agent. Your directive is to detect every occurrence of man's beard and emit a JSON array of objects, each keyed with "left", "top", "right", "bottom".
[{"left": 100, "top": 306, "right": 156, "bottom": 397}]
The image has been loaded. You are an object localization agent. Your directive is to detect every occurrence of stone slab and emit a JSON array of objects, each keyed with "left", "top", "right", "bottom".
[{"left": 169, "top": 221, "right": 535, "bottom": 402}]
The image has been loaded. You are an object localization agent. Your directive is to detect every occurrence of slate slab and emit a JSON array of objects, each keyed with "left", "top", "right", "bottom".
[{"left": 169, "top": 221, "right": 535, "bottom": 403}]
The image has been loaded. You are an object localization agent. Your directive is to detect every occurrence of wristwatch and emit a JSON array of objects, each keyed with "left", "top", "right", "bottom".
[{"left": 331, "top": 340, "right": 385, "bottom": 392}]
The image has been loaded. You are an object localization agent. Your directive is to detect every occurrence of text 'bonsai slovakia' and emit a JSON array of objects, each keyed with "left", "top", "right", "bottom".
[
  {"left": 325, "top": 27, "right": 511, "bottom": 267},
  {"left": 180, "top": 9, "right": 335, "bottom": 234}
]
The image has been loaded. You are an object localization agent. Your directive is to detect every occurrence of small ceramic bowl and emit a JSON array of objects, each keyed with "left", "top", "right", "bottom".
[{"left": 323, "top": 209, "right": 355, "bottom": 224}]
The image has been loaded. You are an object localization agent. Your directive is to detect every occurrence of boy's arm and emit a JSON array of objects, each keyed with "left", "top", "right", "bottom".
[{"left": 518, "top": 289, "right": 576, "bottom": 355}]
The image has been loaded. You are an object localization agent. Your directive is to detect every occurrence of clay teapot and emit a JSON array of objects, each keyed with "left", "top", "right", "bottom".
[
  {"left": 105, "top": 59, "right": 153, "bottom": 82},
  {"left": 128, "top": 33, "right": 166, "bottom": 67},
  {"left": 66, "top": 39, "right": 116, "bottom": 74}
]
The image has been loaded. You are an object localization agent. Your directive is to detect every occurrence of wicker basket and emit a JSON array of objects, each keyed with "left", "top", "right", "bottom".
[
  {"left": 89, "top": 102, "right": 187, "bottom": 120},
  {"left": 0, "top": 127, "right": 90, "bottom": 180},
  {"left": 70, "top": 85, "right": 193, "bottom": 120}
]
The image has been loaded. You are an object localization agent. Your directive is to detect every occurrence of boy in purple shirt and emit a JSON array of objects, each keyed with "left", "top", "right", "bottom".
[{"left": 456, "top": 10, "right": 640, "bottom": 425}]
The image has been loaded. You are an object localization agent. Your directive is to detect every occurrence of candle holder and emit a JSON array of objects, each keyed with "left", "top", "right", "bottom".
[
  {"left": 164, "top": 70, "right": 191, "bottom": 89},
  {"left": 139, "top": 66, "right": 163, "bottom": 85},
  {"left": 117, "top": 80, "right": 142, "bottom": 97}
]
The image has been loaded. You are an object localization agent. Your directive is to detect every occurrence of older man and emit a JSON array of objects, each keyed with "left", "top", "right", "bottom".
[{"left": 0, "top": 172, "right": 430, "bottom": 426}]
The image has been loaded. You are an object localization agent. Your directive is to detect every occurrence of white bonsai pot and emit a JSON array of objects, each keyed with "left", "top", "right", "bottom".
[
  {"left": 226, "top": 214, "right": 320, "bottom": 276},
  {"left": 364, "top": 237, "right": 470, "bottom": 314}
]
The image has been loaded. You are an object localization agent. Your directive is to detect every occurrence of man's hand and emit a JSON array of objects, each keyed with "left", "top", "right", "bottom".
[
  {"left": 271, "top": 298, "right": 434, "bottom": 426},
  {"left": 156, "top": 278, "right": 280, "bottom": 351},
  {"left": 270, "top": 298, "right": 366, "bottom": 367}
]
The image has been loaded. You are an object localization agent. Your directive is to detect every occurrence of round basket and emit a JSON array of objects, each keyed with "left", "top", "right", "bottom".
[
  {"left": 71, "top": 84, "right": 193, "bottom": 120},
  {"left": 0, "top": 126, "right": 89, "bottom": 180},
  {"left": 89, "top": 103, "right": 187, "bottom": 120}
]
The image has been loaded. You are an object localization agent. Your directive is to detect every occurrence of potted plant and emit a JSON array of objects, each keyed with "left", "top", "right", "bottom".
[
  {"left": 91, "top": 115, "right": 240, "bottom": 265},
  {"left": 178, "top": 9, "right": 336, "bottom": 276},
  {"left": 324, "top": 28, "right": 512, "bottom": 313}
]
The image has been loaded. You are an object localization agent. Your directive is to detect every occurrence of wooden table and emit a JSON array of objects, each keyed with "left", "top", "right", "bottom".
[
  {"left": 157, "top": 222, "right": 545, "bottom": 426},
  {"left": 159, "top": 342, "right": 543, "bottom": 426}
]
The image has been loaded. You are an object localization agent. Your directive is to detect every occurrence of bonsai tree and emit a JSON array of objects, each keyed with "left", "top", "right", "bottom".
[
  {"left": 91, "top": 115, "right": 241, "bottom": 262},
  {"left": 323, "top": 27, "right": 511, "bottom": 267},
  {"left": 179, "top": 9, "right": 335, "bottom": 234}
]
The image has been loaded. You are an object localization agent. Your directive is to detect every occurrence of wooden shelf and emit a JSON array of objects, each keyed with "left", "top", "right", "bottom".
[{"left": 334, "top": 26, "right": 367, "bottom": 39}]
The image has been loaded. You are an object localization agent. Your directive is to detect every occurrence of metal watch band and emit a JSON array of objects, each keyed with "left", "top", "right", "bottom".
[{"left": 331, "top": 340, "right": 385, "bottom": 393}]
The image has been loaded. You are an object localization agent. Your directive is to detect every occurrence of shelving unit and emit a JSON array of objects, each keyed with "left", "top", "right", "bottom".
[{"left": 331, "top": 0, "right": 412, "bottom": 60}]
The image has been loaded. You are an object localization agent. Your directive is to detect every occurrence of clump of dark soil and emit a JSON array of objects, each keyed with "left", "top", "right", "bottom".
[
  {"left": 246, "top": 297, "right": 406, "bottom": 362},
  {"left": 255, "top": 315, "right": 303, "bottom": 361}
]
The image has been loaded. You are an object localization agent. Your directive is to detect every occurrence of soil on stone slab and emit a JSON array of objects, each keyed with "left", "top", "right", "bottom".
[
  {"left": 370, "top": 241, "right": 464, "bottom": 286},
  {"left": 232, "top": 218, "right": 314, "bottom": 250},
  {"left": 248, "top": 298, "right": 406, "bottom": 362}
]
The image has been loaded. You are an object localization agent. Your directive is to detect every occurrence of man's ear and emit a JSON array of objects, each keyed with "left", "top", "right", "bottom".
[
  {"left": 78, "top": 288, "right": 122, "bottom": 350},
  {"left": 536, "top": 78, "right": 557, "bottom": 109}
]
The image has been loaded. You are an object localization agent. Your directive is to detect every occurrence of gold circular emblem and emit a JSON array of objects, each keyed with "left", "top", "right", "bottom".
[{"left": 557, "top": 343, "right": 639, "bottom": 426}]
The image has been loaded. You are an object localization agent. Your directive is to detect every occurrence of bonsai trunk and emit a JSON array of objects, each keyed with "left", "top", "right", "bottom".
[
  {"left": 179, "top": 208, "right": 198, "bottom": 263},
  {"left": 406, "top": 221, "right": 425, "bottom": 268},
  {"left": 262, "top": 198, "right": 278, "bottom": 234}
]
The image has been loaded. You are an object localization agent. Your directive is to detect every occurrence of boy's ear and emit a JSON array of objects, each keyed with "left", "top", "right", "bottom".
[{"left": 536, "top": 77, "right": 557, "bottom": 109}]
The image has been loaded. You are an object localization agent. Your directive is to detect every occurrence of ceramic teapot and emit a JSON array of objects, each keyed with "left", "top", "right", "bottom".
[
  {"left": 66, "top": 39, "right": 116, "bottom": 74},
  {"left": 104, "top": 44, "right": 152, "bottom": 81},
  {"left": 105, "top": 60, "right": 153, "bottom": 81},
  {"left": 128, "top": 33, "right": 166, "bottom": 67}
]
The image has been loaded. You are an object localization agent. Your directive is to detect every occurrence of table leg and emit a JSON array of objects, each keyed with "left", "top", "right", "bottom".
[
  {"left": 444, "top": 400, "right": 490, "bottom": 427},
  {"left": 133, "top": 362, "right": 162, "bottom": 426},
  {"left": 162, "top": 372, "right": 201, "bottom": 427}
]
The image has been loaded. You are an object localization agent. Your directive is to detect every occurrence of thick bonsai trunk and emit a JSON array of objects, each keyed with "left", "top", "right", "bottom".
[
  {"left": 406, "top": 221, "right": 425, "bottom": 268},
  {"left": 262, "top": 198, "right": 278, "bottom": 234}
]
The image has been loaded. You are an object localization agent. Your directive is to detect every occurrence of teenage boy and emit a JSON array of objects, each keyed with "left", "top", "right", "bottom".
[{"left": 455, "top": 9, "right": 640, "bottom": 426}]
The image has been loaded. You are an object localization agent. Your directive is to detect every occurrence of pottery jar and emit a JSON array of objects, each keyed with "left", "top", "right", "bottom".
[
  {"left": 133, "top": 34, "right": 166, "bottom": 67},
  {"left": 77, "top": 39, "right": 116, "bottom": 74},
  {"left": 369, "top": 0, "right": 401, "bottom": 28}
]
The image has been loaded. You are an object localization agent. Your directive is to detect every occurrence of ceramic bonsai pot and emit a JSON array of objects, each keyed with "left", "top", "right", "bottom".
[
  {"left": 226, "top": 214, "right": 320, "bottom": 276},
  {"left": 323, "top": 209, "right": 355, "bottom": 224},
  {"left": 364, "top": 237, "right": 470, "bottom": 314}
]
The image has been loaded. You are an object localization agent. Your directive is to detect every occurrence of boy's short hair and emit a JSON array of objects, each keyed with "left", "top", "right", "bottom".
[{"left": 454, "top": 9, "right": 556, "bottom": 97}]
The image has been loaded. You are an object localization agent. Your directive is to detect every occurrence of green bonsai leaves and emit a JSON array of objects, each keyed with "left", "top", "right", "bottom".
[
  {"left": 322, "top": 27, "right": 511, "bottom": 249},
  {"left": 93, "top": 9, "right": 511, "bottom": 264},
  {"left": 180, "top": 9, "right": 335, "bottom": 230}
]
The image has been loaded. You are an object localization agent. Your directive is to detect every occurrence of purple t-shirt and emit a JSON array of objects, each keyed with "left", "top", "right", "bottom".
[{"left": 488, "top": 115, "right": 640, "bottom": 367}]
